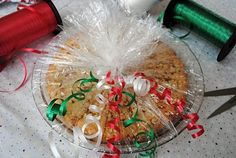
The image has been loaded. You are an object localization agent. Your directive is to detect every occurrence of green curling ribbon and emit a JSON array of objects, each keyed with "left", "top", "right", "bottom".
[
  {"left": 134, "top": 129, "right": 155, "bottom": 149},
  {"left": 72, "top": 71, "right": 99, "bottom": 93},
  {"left": 47, "top": 92, "right": 85, "bottom": 121},
  {"left": 135, "top": 127, "right": 156, "bottom": 158},
  {"left": 60, "top": 92, "right": 85, "bottom": 115},
  {"left": 47, "top": 98, "right": 64, "bottom": 121},
  {"left": 123, "top": 109, "right": 143, "bottom": 127},
  {"left": 120, "top": 91, "right": 136, "bottom": 107},
  {"left": 47, "top": 72, "right": 97, "bottom": 122},
  {"left": 139, "top": 147, "right": 156, "bottom": 158},
  {"left": 123, "top": 108, "right": 157, "bottom": 158},
  {"left": 163, "top": 0, "right": 236, "bottom": 61}
]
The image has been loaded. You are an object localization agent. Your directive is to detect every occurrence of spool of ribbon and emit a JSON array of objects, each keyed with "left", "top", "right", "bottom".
[
  {"left": 162, "top": 0, "right": 236, "bottom": 61},
  {"left": 0, "top": 0, "right": 62, "bottom": 71}
]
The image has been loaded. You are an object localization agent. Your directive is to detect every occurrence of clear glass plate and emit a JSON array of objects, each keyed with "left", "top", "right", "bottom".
[{"left": 32, "top": 32, "right": 204, "bottom": 154}]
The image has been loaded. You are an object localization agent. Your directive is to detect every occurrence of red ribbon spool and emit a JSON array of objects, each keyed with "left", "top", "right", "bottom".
[{"left": 0, "top": 0, "right": 62, "bottom": 71}]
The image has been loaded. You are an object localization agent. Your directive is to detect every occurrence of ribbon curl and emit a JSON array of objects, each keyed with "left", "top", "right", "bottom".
[
  {"left": 136, "top": 73, "right": 205, "bottom": 138},
  {"left": 47, "top": 70, "right": 204, "bottom": 158},
  {"left": 102, "top": 71, "right": 123, "bottom": 158}
]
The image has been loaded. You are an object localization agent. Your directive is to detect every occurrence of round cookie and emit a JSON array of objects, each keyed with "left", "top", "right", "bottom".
[{"left": 45, "top": 40, "right": 188, "bottom": 144}]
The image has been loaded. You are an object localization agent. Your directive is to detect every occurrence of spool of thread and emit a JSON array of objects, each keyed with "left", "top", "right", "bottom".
[
  {"left": 0, "top": 0, "right": 62, "bottom": 70},
  {"left": 163, "top": 0, "right": 236, "bottom": 61}
]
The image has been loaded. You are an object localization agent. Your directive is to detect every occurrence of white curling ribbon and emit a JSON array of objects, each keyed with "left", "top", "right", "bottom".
[
  {"left": 125, "top": 76, "right": 151, "bottom": 96},
  {"left": 125, "top": 75, "right": 136, "bottom": 86},
  {"left": 96, "top": 78, "right": 111, "bottom": 90},
  {"left": 73, "top": 127, "right": 88, "bottom": 145},
  {"left": 73, "top": 93, "right": 106, "bottom": 149},
  {"left": 95, "top": 94, "right": 107, "bottom": 105},
  {"left": 89, "top": 105, "right": 102, "bottom": 120},
  {"left": 117, "top": 76, "right": 125, "bottom": 87},
  {"left": 82, "top": 115, "right": 103, "bottom": 147},
  {"left": 48, "top": 131, "right": 62, "bottom": 158}
]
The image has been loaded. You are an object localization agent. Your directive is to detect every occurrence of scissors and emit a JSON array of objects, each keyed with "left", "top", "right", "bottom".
[{"left": 204, "top": 87, "right": 236, "bottom": 119}]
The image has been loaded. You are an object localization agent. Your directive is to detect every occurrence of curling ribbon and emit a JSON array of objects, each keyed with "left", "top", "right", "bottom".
[
  {"left": 48, "top": 131, "right": 62, "bottom": 158},
  {"left": 103, "top": 71, "right": 122, "bottom": 158},
  {"left": 135, "top": 73, "right": 205, "bottom": 138},
  {"left": 0, "top": 49, "right": 48, "bottom": 92},
  {"left": 81, "top": 94, "right": 106, "bottom": 147},
  {"left": 123, "top": 108, "right": 157, "bottom": 157},
  {"left": 0, "top": 46, "right": 46, "bottom": 92},
  {"left": 0, "top": 0, "right": 62, "bottom": 70},
  {"left": 162, "top": 0, "right": 236, "bottom": 61},
  {"left": 0, "top": 56, "right": 27, "bottom": 92},
  {"left": 125, "top": 75, "right": 151, "bottom": 96},
  {"left": 47, "top": 70, "right": 204, "bottom": 158}
]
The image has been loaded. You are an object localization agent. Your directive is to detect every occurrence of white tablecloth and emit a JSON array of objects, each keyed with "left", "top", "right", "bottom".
[{"left": 0, "top": 0, "right": 236, "bottom": 157}]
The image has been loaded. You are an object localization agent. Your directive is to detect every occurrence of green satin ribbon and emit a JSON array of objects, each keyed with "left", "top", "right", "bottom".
[
  {"left": 123, "top": 109, "right": 143, "bottom": 127},
  {"left": 46, "top": 92, "right": 85, "bottom": 121},
  {"left": 47, "top": 98, "right": 64, "bottom": 121},
  {"left": 72, "top": 71, "right": 99, "bottom": 93},
  {"left": 120, "top": 92, "right": 136, "bottom": 107},
  {"left": 47, "top": 71, "right": 98, "bottom": 121},
  {"left": 123, "top": 108, "right": 157, "bottom": 158},
  {"left": 172, "top": 0, "right": 236, "bottom": 46}
]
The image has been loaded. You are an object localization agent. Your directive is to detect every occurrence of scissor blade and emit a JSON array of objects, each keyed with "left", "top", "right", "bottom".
[
  {"left": 204, "top": 87, "right": 236, "bottom": 97},
  {"left": 208, "top": 95, "right": 236, "bottom": 119}
]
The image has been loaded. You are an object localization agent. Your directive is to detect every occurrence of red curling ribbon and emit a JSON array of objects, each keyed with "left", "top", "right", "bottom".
[
  {"left": 109, "top": 87, "right": 123, "bottom": 105},
  {"left": 21, "top": 47, "right": 48, "bottom": 54},
  {"left": 117, "top": 76, "right": 125, "bottom": 88},
  {"left": 0, "top": 47, "right": 45, "bottom": 93},
  {"left": 106, "top": 71, "right": 115, "bottom": 85},
  {"left": 136, "top": 73, "right": 205, "bottom": 139},
  {"left": 103, "top": 72, "right": 122, "bottom": 158},
  {"left": 0, "top": 0, "right": 61, "bottom": 70},
  {"left": 0, "top": 56, "right": 27, "bottom": 93},
  {"left": 109, "top": 105, "right": 120, "bottom": 114},
  {"left": 108, "top": 118, "right": 121, "bottom": 133},
  {"left": 187, "top": 124, "right": 204, "bottom": 138}
]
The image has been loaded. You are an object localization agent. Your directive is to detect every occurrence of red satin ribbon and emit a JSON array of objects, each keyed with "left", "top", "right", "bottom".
[
  {"left": 0, "top": 3, "right": 54, "bottom": 91},
  {"left": 106, "top": 71, "right": 115, "bottom": 85},
  {"left": 0, "top": 56, "right": 27, "bottom": 93},
  {"left": 21, "top": 47, "right": 47, "bottom": 54},
  {"left": 103, "top": 71, "right": 123, "bottom": 158},
  {"left": 0, "top": 1, "right": 57, "bottom": 66},
  {"left": 0, "top": 46, "right": 45, "bottom": 93},
  {"left": 136, "top": 73, "right": 205, "bottom": 138}
]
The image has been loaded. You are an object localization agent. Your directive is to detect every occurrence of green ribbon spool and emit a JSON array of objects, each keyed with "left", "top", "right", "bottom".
[{"left": 163, "top": 0, "right": 236, "bottom": 61}]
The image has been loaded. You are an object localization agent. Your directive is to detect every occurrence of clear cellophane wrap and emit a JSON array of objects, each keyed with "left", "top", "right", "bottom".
[{"left": 32, "top": 0, "right": 204, "bottom": 157}]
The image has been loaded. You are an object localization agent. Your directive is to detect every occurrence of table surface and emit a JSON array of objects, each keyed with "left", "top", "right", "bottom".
[{"left": 0, "top": 0, "right": 236, "bottom": 158}]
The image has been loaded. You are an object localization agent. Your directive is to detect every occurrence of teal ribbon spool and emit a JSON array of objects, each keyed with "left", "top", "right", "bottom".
[{"left": 163, "top": 0, "right": 236, "bottom": 61}]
